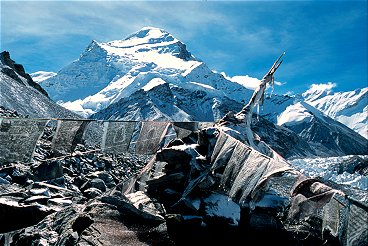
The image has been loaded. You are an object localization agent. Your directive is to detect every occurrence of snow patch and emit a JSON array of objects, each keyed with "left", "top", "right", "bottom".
[
  {"left": 143, "top": 78, "right": 166, "bottom": 91},
  {"left": 277, "top": 102, "right": 313, "bottom": 126}
]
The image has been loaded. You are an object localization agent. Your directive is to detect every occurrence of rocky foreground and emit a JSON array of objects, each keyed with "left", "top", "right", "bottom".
[{"left": 0, "top": 107, "right": 367, "bottom": 246}]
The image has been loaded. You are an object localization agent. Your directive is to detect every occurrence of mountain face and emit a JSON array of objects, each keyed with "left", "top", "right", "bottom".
[
  {"left": 0, "top": 51, "right": 49, "bottom": 97},
  {"left": 303, "top": 86, "right": 368, "bottom": 139},
  {"left": 40, "top": 27, "right": 367, "bottom": 158},
  {"left": 0, "top": 51, "right": 79, "bottom": 118},
  {"left": 275, "top": 101, "right": 368, "bottom": 156}
]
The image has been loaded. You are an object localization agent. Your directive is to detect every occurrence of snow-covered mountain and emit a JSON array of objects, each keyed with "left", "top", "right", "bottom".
[
  {"left": 302, "top": 84, "right": 367, "bottom": 139},
  {"left": 30, "top": 71, "right": 57, "bottom": 83},
  {"left": 39, "top": 27, "right": 367, "bottom": 158},
  {"left": 0, "top": 51, "right": 79, "bottom": 118},
  {"left": 41, "top": 27, "right": 252, "bottom": 117}
]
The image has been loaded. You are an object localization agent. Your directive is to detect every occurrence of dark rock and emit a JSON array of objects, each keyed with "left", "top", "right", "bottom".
[
  {"left": 81, "top": 178, "right": 106, "bottom": 193},
  {"left": 86, "top": 171, "right": 115, "bottom": 188},
  {"left": 72, "top": 215, "right": 94, "bottom": 235},
  {"left": 0, "top": 106, "right": 22, "bottom": 118},
  {"left": 156, "top": 147, "right": 193, "bottom": 169},
  {"left": 0, "top": 197, "right": 53, "bottom": 233},
  {"left": 0, "top": 177, "right": 10, "bottom": 185},
  {"left": 337, "top": 156, "right": 368, "bottom": 176},
  {"left": 10, "top": 231, "right": 43, "bottom": 246},
  {"left": 100, "top": 192, "right": 165, "bottom": 225},
  {"left": 73, "top": 175, "right": 89, "bottom": 188},
  {"left": 83, "top": 187, "right": 102, "bottom": 199},
  {"left": 33, "top": 160, "right": 63, "bottom": 181}
]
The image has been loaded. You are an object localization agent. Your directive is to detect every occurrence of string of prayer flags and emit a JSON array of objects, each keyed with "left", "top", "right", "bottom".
[{"left": 0, "top": 118, "right": 47, "bottom": 164}]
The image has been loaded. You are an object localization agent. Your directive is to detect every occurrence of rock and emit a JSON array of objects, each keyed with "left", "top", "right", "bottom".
[
  {"left": 29, "top": 188, "right": 50, "bottom": 197},
  {"left": 47, "top": 198, "right": 73, "bottom": 207},
  {"left": 100, "top": 193, "right": 165, "bottom": 225},
  {"left": 23, "top": 195, "right": 50, "bottom": 205},
  {"left": 32, "top": 160, "right": 63, "bottom": 181},
  {"left": 251, "top": 192, "right": 289, "bottom": 213},
  {"left": 202, "top": 193, "right": 240, "bottom": 226},
  {"left": 8, "top": 164, "right": 32, "bottom": 185},
  {"left": 248, "top": 212, "right": 279, "bottom": 230},
  {"left": 0, "top": 197, "right": 53, "bottom": 233},
  {"left": 8, "top": 206, "right": 82, "bottom": 245},
  {"left": 81, "top": 178, "right": 106, "bottom": 193},
  {"left": 155, "top": 145, "right": 194, "bottom": 172},
  {"left": 86, "top": 171, "right": 115, "bottom": 188},
  {"left": 0, "top": 177, "right": 10, "bottom": 185},
  {"left": 83, "top": 188, "right": 102, "bottom": 199},
  {"left": 337, "top": 156, "right": 368, "bottom": 176},
  {"left": 71, "top": 215, "right": 94, "bottom": 235}
]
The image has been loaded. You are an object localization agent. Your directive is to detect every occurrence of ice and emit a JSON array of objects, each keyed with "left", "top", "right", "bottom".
[{"left": 289, "top": 155, "right": 368, "bottom": 191}]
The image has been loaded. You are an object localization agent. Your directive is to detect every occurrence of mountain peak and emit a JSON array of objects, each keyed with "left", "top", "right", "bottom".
[
  {"left": 302, "top": 82, "right": 336, "bottom": 102},
  {"left": 105, "top": 26, "right": 179, "bottom": 49},
  {"left": 124, "top": 27, "right": 174, "bottom": 43}
]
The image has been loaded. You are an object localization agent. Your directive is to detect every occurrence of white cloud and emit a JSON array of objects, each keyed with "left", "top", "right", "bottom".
[
  {"left": 307, "top": 82, "right": 337, "bottom": 93},
  {"left": 274, "top": 81, "right": 286, "bottom": 86},
  {"left": 220, "top": 72, "right": 287, "bottom": 91},
  {"left": 221, "top": 72, "right": 261, "bottom": 90},
  {"left": 1, "top": 1, "right": 230, "bottom": 42}
]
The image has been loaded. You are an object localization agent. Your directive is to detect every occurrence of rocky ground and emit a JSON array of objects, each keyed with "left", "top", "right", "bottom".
[
  {"left": 1, "top": 108, "right": 171, "bottom": 245},
  {"left": 1, "top": 107, "right": 367, "bottom": 245}
]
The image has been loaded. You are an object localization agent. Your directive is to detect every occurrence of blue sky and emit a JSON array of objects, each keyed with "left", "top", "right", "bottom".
[{"left": 1, "top": 0, "right": 367, "bottom": 94}]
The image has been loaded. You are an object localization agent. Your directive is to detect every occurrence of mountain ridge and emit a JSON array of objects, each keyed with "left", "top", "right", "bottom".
[{"left": 0, "top": 51, "right": 79, "bottom": 119}]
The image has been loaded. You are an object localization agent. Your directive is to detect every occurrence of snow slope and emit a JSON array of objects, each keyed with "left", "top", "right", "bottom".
[
  {"left": 303, "top": 85, "right": 368, "bottom": 139},
  {"left": 30, "top": 71, "right": 57, "bottom": 83},
  {"left": 0, "top": 52, "right": 79, "bottom": 118},
  {"left": 275, "top": 101, "right": 368, "bottom": 156}
]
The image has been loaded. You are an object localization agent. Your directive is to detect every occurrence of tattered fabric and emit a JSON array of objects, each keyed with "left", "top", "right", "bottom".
[
  {"left": 229, "top": 150, "right": 270, "bottom": 203},
  {"left": 346, "top": 200, "right": 368, "bottom": 246},
  {"left": 322, "top": 195, "right": 342, "bottom": 237},
  {"left": 220, "top": 141, "right": 252, "bottom": 191},
  {"left": 52, "top": 120, "right": 89, "bottom": 156},
  {"left": 287, "top": 175, "right": 344, "bottom": 222},
  {"left": 173, "top": 122, "right": 198, "bottom": 139},
  {"left": 101, "top": 121, "right": 136, "bottom": 154},
  {"left": 135, "top": 122, "right": 169, "bottom": 155},
  {"left": 0, "top": 118, "right": 47, "bottom": 164},
  {"left": 210, "top": 132, "right": 238, "bottom": 172}
]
